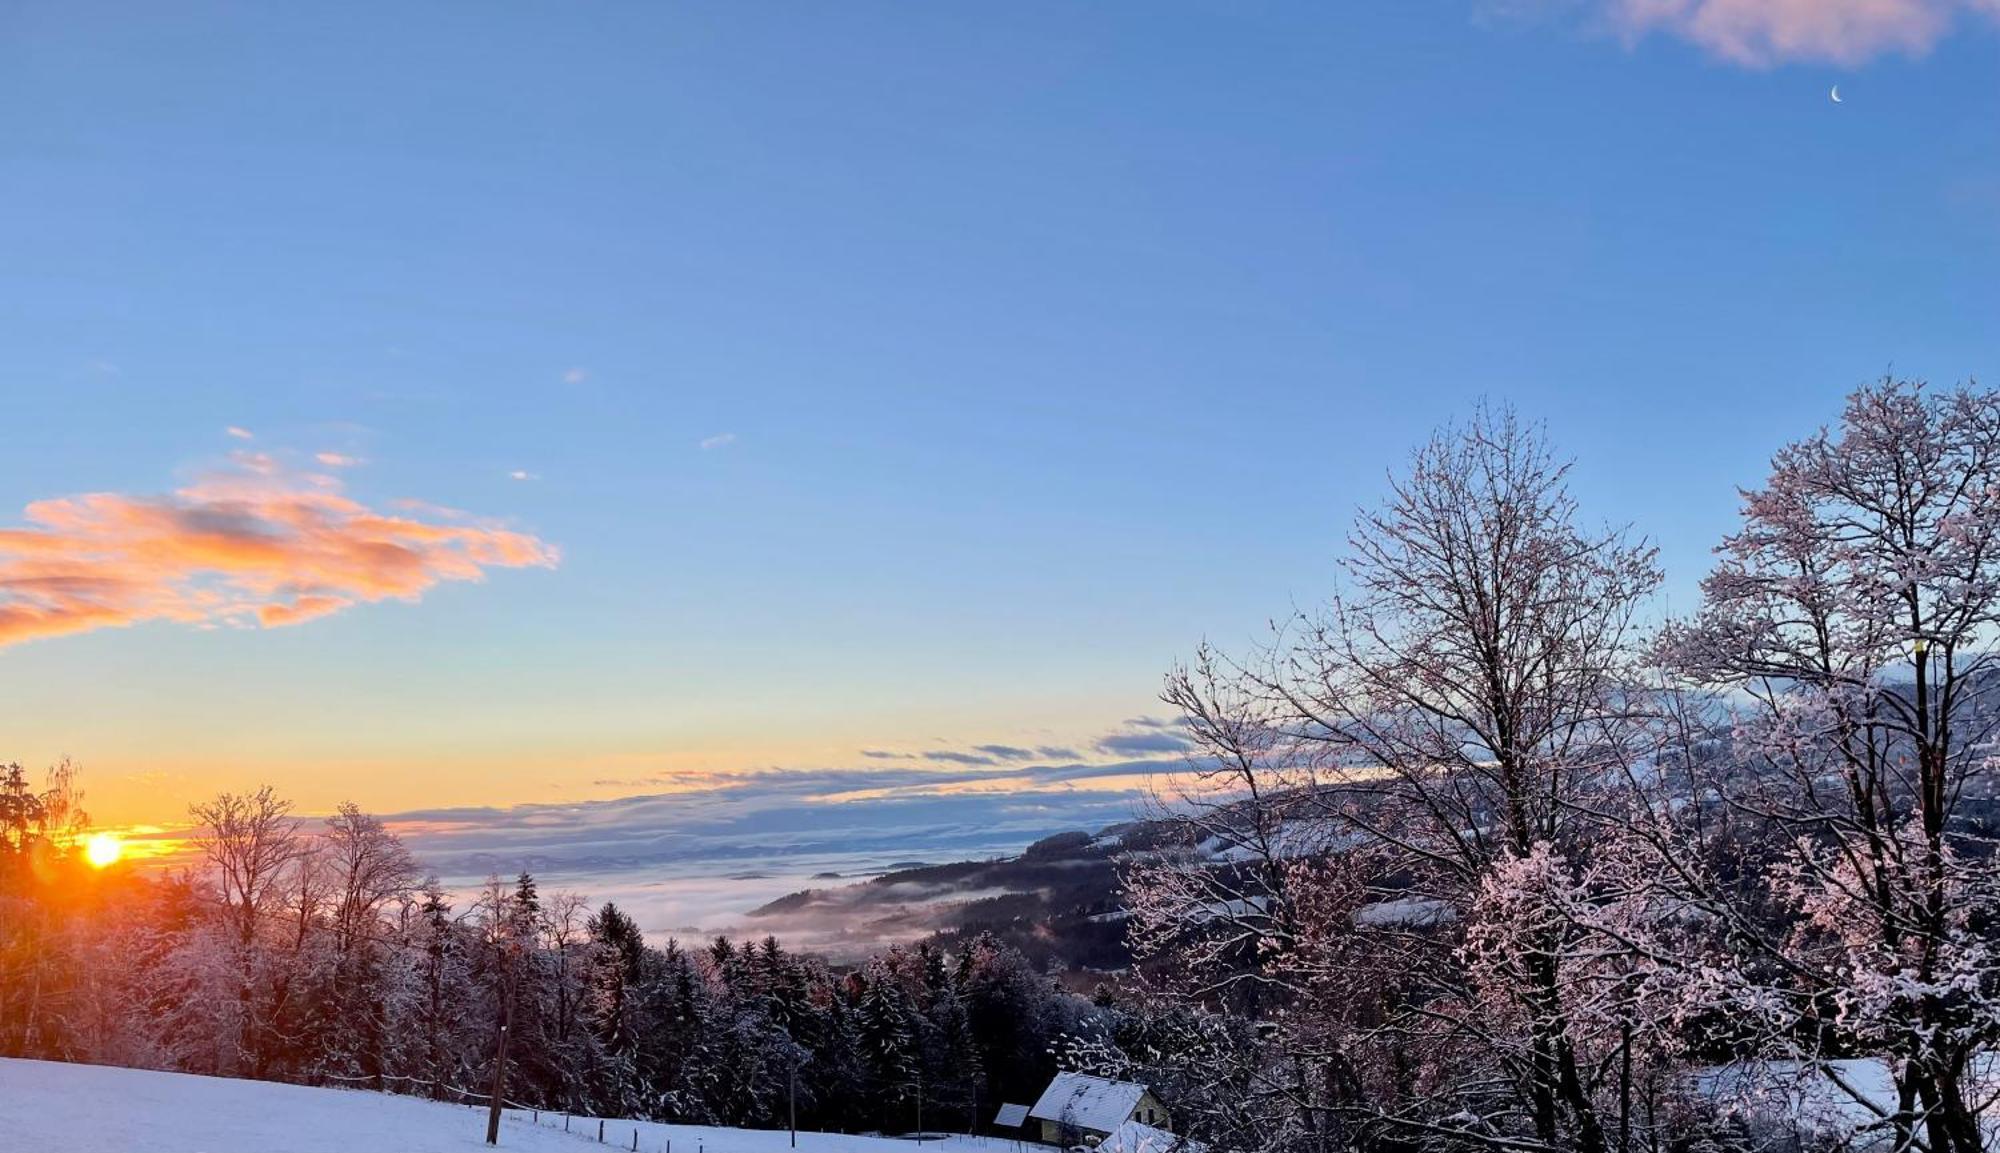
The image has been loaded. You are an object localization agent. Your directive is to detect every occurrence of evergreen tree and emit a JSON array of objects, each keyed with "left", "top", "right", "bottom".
[
  {"left": 854, "top": 961, "right": 918, "bottom": 1131},
  {"left": 921, "top": 951, "right": 984, "bottom": 1130},
  {"left": 586, "top": 901, "right": 646, "bottom": 1116},
  {"left": 414, "top": 882, "right": 464, "bottom": 1100}
]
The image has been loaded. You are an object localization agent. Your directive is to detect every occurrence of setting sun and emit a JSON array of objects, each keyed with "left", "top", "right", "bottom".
[{"left": 83, "top": 832, "right": 123, "bottom": 869}]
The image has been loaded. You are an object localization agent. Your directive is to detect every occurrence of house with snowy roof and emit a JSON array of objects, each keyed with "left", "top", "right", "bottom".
[{"left": 1028, "top": 1072, "right": 1170, "bottom": 1147}]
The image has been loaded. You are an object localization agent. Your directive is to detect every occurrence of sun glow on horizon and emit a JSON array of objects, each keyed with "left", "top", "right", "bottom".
[{"left": 83, "top": 832, "right": 123, "bottom": 869}]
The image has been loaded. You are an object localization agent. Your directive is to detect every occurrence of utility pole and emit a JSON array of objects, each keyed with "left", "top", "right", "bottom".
[
  {"left": 484, "top": 1019, "right": 511, "bottom": 1145},
  {"left": 485, "top": 952, "right": 516, "bottom": 1146}
]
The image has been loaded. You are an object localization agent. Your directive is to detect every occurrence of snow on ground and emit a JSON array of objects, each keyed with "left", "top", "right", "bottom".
[
  {"left": 1194, "top": 820, "right": 1356, "bottom": 864},
  {"left": 1693, "top": 1057, "right": 1902, "bottom": 1141},
  {"left": 0, "top": 1058, "right": 1036, "bottom": 1153},
  {"left": 516, "top": 1112, "right": 1026, "bottom": 1153},
  {"left": 1692, "top": 1057, "right": 2000, "bottom": 1147}
]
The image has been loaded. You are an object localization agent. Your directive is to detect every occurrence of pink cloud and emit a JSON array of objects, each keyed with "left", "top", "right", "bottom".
[
  {"left": 0, "top": 455, "right": 558, "bottom": 648},
  {"left": 314, "top": 452, "right": 362, "bottom": 468},
  {"left": 1605, "top": 0, "right": 1998, "bottom": 65}
]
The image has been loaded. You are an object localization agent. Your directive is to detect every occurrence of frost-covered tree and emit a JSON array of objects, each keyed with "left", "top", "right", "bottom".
[
  {"left": 315, "top": 803, "right": 420, "bottom": 1083},
  {"left": 409, "top": 880, "right": 468, "bottom": 1099},
  {"left": 1131, "top": 406, "right": 1663, "bottom": 1152},
  {"left": 0, "top": 759, "right": 97, "bottom": 1056},
  {"left": 189, "top": 787, "right": 302, "bottom": 952},
  {"left": 855, "top": 957, "right": 920, "bottom": 1128},
  {"left": 1128, "top": 648, "right": 1328, "bottom": 1012},
  {"left": 1660, "top": 378, "right": 2000, "bottom": 1153},
  {"left": 584, "top": 901, "right": 646, "bottom": 1114},
  {"left": 186, "top": 786, "right": 305, "bottom": 1075},
  {"left": 917, "top": 943, "right": 984, "bottom": 1129}
]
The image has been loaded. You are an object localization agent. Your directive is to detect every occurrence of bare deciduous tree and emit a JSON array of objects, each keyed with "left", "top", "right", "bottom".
[
  {"left": 189, "top": 787, "right": 303, "bottom": 949},
  {"left": 1661, "top": 377, "right": 2000, "bottom": 1153},
  {"left": 324, "top": 802, "right": 420, "bottom": 960},
  {"left": 188, "top": 785, "right": 304, "bottom": 1073},
  {"left": 1125, "top": 406, "right": 1670, "bottom": 1152},
  {"left": 1286, "top": 406, "right": 1660, "bottom": 1152}
]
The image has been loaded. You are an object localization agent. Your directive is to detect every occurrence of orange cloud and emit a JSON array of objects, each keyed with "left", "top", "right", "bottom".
[
  {"left": 0, "top": 454, "right": 557, "bottom": 648},
  {"left": 1607, "top": 0, "right": 1994, "bottom": 65}
]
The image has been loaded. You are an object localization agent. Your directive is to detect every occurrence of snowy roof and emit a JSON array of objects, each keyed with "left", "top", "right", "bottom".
[
  {"left": 1352, "top": 897, "right": 1456, "bottom": 928},
  {"left": 993, "top": 1103, "right": 1032, "bottom": 1128},
  {"left": 1099, "top": 1121, "right": 1203, "bottom": 1153},
  {"left": 1029, "top": 1072, "right": 1149, "bottom": 1133}
]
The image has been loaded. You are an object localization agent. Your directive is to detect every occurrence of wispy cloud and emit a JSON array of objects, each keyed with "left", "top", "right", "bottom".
[
  {"left": 861, "top": 735, "right": 1139, "bottom": 769},
  {"left": 1099, "top": 731, "right": 1193, "bottom": 755},
  {"left": 1562, "top": 0, "right": 1994, "bottom": 66},
  {"left": 225, "top": 426, "right": 254, "bottom": 441},
  {"left": 0, "top": 452, "right": 558, "bottom": 647},
  {"left": 562, "top": 367, "right": 588, "bottom": 385},
  {"left": 1097, "top": 715, "right": 1194, "bottom": 756},
  {"left": 699, "top": 432, "right": 737, "bottom": 451},
  {"left": 972, "top": 744, "right": 1084, "bottom": 763},
  {"left": 508, "top": 470, "right": 540, "bottom": 481},
  {"left": 314, "top": 452, "right": 362, "bottom": 468},
  {"left": 232, "top": 450, "right": 280, "bottom": 476}
]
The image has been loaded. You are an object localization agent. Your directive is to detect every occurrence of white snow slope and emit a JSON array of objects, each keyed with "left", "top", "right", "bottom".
[{"left": 0, "top": 1058, "right": 1028, "bottom": 1153}]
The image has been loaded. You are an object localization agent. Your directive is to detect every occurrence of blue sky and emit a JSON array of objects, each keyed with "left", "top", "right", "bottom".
[{"left": 3, "top": 2, "right": 2000, "bottom": 827}]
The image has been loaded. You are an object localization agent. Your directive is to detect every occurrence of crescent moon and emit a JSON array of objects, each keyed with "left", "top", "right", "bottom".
[{"left": 1831, "top": 85, "right": 1842, "bottom": 103}]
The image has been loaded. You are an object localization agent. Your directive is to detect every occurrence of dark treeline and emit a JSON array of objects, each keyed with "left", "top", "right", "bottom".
[{"left": 0, "top": 778, "right": 1091, "bottom": 1135}]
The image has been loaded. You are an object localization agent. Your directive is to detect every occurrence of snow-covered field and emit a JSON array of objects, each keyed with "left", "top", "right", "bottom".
[{"left": 0, "top": 1058, "right": 1033, "bottom": 1153}]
